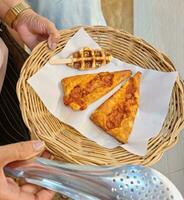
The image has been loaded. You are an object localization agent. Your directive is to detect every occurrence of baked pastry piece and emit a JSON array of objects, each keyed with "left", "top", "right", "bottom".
[
  {"left": 67, "top": 47, "right": 112, "bottom": 70},
  {"left": 61, "top": 70, "right": 132, "bottom": 110},
  {"left": 50, "top": 47, "right": 112, "bottom": 70},
  {"left": 90, "top": 72, "right": 141, "bottom": 143}
]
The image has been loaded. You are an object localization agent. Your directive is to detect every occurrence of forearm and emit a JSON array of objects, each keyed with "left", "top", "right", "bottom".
[{"left": 0, "top": 0, "right": 23, "bottom": 19}]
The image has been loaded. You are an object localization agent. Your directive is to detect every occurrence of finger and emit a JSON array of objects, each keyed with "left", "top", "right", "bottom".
[
  {"left": 35, "top": 189, "right": 55, "bottom": 200},
  {"left": 27, "top": 34, "right": 48, "bottom": 50},
  {"left": 41, "top": 150, "right": 52, "bottom": 159},
  {"left": 0, "top": 140, "right": 45, "bottom": 168},
  {"left": 6, "top": 177, "right": 17, "bottom": 186},
  {"left": 18, "top": 191, "right": 36, "bottom": 200},
  {"left": 46, "top": 22, "right": 60, "bottom": 50},
  {"left": 20, "top": 184, "right": 41, "bottom": 194},
  {"left": 18, "top": 189, "right": 55, "bottom": 200}
]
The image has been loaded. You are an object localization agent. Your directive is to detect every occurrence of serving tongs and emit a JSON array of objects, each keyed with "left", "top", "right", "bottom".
[{"left": 4, "top": 157, "right": 183, "bottom": 200}]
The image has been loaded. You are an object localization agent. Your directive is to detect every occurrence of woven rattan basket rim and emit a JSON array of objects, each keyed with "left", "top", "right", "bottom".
[{"left": 17, "top": 26, "right": 184, "bottom": 166}]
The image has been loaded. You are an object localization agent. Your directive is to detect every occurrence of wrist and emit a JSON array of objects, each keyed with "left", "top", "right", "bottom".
[
  {"left": 0, "top": 0, "right": 22, "bottom": 19},
  {"left": 3, "top": 1, "right": 31, "bottom": 28},
  {"left": 13, "top": 8, "right": 34, "bottom": 30}
]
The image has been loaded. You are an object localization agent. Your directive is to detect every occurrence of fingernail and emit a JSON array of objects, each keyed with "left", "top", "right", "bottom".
[
  {"left": 50, "top": 42, "right": 57, "bottom": 50},
  {"left": 51, "top": 43, "right": 57, "bottom": 50},
  {"left": 32, "top": 140, "right": 45, "bottom": 151}
]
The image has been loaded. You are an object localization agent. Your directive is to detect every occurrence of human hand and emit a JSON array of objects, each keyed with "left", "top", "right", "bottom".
[
  {"left": 0, "top": 141, "right": 55, "bottom": 200},
  {"left": 13, "top": 9, "right": 60, "bottom": 50}
]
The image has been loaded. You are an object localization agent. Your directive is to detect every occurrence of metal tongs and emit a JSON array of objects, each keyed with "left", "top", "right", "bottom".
[{"left": 4, "top": 157, "right": 183, "bottom": 200}]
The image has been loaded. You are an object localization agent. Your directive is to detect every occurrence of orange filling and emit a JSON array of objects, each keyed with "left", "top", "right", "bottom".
[
  {"left": 64, "top": 73, "right": 114, "bottom": 110},
  {"left": 106, "top": 79, "right": 137, "bottom": 129}
]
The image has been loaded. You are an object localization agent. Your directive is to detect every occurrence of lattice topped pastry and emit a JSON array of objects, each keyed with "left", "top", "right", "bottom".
[{"left": 49, "top": 47, "right": 112, "bottom": 70}]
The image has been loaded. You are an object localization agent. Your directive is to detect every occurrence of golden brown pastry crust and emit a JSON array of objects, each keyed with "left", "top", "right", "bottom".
[
  {"left": 67, "top": 47, "right": 112, "bottom": 70},
  {"left": 90, "top": 72, "right": 142, "bottom": 143},
  {"left": 61, "top": 70, "right": 132, "bottom": 111}
]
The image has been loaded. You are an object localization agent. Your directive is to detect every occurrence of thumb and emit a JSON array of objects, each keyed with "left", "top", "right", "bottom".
[
  {"left": 0, "top": 140, "right": 45, "bottom": 168},
  {"left": 47, "top": 22, "right": 60, "bottom": 50}
]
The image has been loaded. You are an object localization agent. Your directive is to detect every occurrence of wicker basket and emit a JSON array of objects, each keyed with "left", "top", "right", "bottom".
[{"left": 17, "top": 26, "right": 184, "bottom": 166}]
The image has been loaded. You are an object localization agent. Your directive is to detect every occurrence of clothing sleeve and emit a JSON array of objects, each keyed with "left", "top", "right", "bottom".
[
  {"left": 0, "top": 38, "right": 8, "bottom": 93},
  {"left": 27, "top": 0, "right": 106, "bottom": 29}
]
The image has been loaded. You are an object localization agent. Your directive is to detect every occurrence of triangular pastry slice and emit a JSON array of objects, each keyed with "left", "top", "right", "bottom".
[
  {"left": 61, "top": 70, "right": 132, "bottom": 111},
  {"left": 90, "top": 72, "right": 141, "bottom": 143}
]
